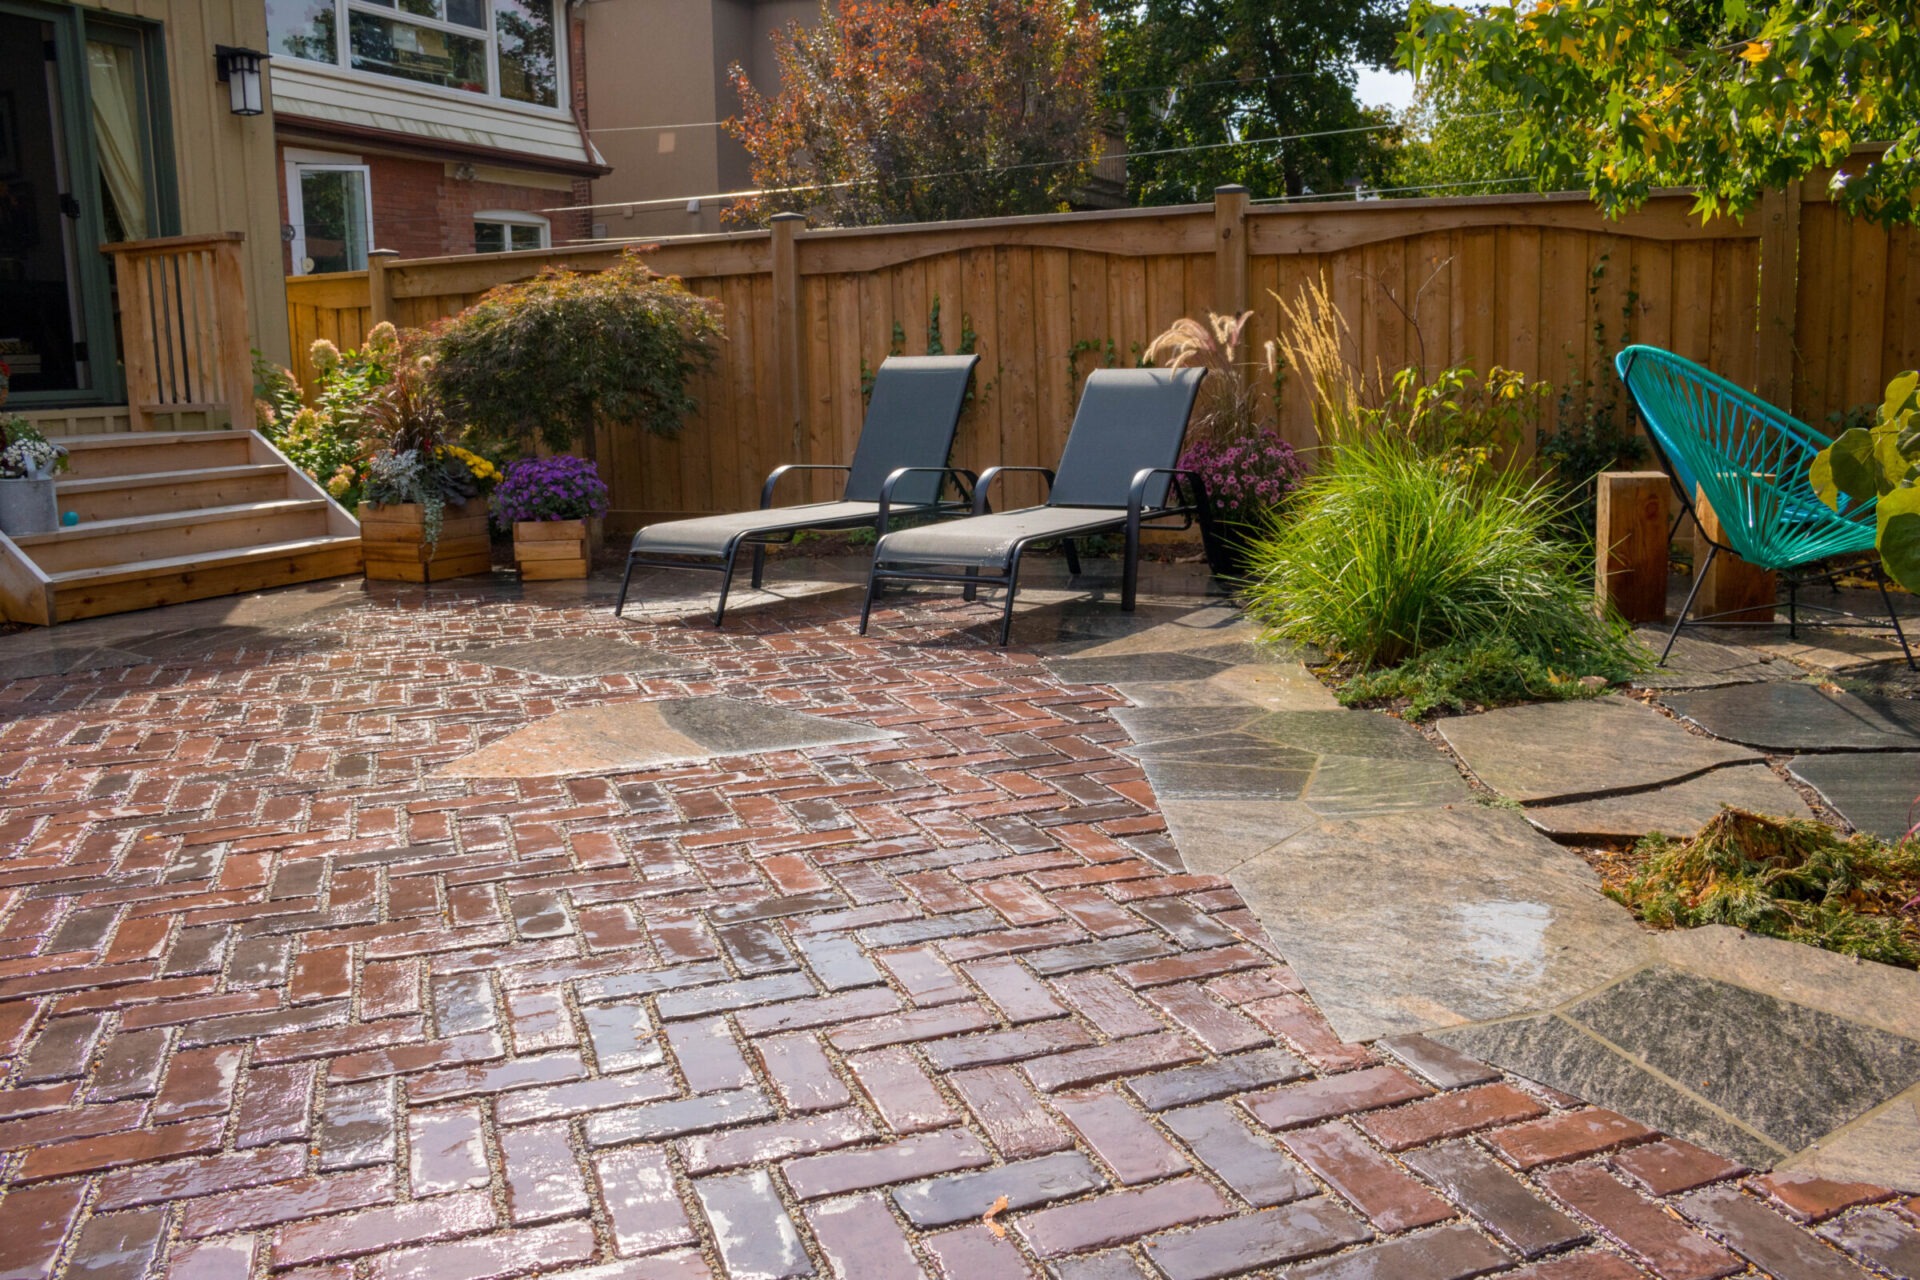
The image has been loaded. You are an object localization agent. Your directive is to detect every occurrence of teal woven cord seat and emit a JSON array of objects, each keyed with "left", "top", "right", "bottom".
[{"left": 1614, "top": 344, "right": 1911, "bottom": 668}]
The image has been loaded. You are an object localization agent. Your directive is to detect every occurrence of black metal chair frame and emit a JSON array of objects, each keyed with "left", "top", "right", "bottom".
[
  {"left": 859, "top": 464, "right": 1223, "bottom": 646},
  {"left": 614, "top": 462, "right": 976, "bottom": 627}
]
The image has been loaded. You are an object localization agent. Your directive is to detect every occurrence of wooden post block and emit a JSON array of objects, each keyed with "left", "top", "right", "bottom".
[
  {"left": 1692, "top": 487, "right": 1777, "bottom": 624},
  {"left": 1595, "top": 471, "right": 1671, "bottom": 623}
]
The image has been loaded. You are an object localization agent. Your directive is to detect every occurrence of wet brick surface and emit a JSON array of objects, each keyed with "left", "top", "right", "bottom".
[{"left": 0, "top": 582, "right": 1905, "bottom": 1278}]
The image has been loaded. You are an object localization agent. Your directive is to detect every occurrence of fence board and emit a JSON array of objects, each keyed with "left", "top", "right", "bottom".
[{"left": 280, "top": 189, "right": 1918, "bottom": 530}]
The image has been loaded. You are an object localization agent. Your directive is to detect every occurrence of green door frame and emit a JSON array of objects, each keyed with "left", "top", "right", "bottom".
[{"left": 1, "top": 0, "right": 178, "bottom": 410}]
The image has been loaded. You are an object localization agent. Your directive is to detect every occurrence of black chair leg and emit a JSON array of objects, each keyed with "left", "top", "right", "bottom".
[
  {"left": 1062, "top": 539, "right": 1081, "bottom": 576},
  {"left": 1122, "top": 513, "right": 1142, "bottom": 613},
  {"left": 963, "top": 568, "right": 979, "bottom": 602},
  {"left": 998, "top": 552, "right": 1027, "bottom": 647},
  {"left": 1661, "top": 545, "right": 1715, "bottom": 665},
  {"left": 1875, "top": 569, "right": 1916, "bottom": 671},
  {"left": 751, "top": 544, "right": 767, "bottom": 590},
  {"left": 714, "top": 544, "right": 741, "bottom": 627},
  {"left": 614, "top": 554, "right": 638, "bottom": 617},
  {"left": 858, "top": 567, "right": 881, "bottom": 635}
]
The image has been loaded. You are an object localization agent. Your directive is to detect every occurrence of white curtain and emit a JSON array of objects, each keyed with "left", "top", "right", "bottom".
[{"left": 87, "top": 41, "right": 148, "bottom": 241}]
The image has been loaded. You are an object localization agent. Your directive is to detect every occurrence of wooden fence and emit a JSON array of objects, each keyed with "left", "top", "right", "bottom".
[{"left": 282, "top": 179, "right": 1920, "bottom": 533}]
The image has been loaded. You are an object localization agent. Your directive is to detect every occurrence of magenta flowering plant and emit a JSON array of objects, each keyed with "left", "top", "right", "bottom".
[
  {"left": 492, "top": 454, "right": 609, "bottom": 524},
  {"left": 1179, "top": 429, "right": 1304, "bottom": 527}
]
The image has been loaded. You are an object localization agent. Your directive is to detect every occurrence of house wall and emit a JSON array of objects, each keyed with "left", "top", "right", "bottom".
[
  {"left": 76, "top": 0, "right": 291, "bottom": 365},
  {"left": 273, "top": 146, "right": 580, "bottom": 268},
  {"left": 583, "top": 0, "right": 823, "bottom": 239}
]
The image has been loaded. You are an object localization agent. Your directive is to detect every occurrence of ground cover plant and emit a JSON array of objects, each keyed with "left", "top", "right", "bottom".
[{"left": 1606, "top": 808, "right": 1920, "bottom": 968}]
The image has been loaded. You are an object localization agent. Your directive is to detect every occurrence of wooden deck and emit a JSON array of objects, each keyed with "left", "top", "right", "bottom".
[{"left": 0, "top": 430, "right": 362, "bottom": 625}]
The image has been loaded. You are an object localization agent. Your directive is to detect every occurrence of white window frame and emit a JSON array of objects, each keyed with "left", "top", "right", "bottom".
[
  {"left": 270, "top": 0, "right": 568, "bottom": 115},
  {"left": 285, "top": 148, "right": 376, "bottom": 276},
  {"left": 473, "top": 209, "right": 551, "bottom": 253}
]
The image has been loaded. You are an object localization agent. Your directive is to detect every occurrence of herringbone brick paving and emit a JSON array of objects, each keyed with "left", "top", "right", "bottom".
[{"left": 0, "top": 583, "right": 1913, "bottom": 1280}]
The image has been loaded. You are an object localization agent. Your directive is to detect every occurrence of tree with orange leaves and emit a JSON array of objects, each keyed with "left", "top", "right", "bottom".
[{"left": 725, "top": 0, "right": 1104, "bottom": 227}]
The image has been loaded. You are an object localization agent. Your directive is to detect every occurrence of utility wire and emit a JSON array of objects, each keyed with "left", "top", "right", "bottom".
[{"left": 546, "top": 112, "right": 1521, "bottom": 216}]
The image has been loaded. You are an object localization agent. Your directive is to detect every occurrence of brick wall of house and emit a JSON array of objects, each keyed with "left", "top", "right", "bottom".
[{"left": 276, "top": 146, "right": 589, "bottom": 272}]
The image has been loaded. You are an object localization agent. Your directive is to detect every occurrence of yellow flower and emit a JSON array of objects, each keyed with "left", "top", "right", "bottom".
[{"left": 309, "top": 338, "right": 340, "bottom": 370}]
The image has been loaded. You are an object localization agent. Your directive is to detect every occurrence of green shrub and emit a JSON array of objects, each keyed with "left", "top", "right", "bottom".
[
  {"left": 429, "top": 249, "right": 723, "bottom": 457},
  {"left": 255, "top": 325, "right": 402, "bottom": 508},
  {"left": 1336, "top": 637, "right": 1621, "bottom": 718},
  {"left": 1241, "top": 434, "right": 1644, "bottom": 676},
  {"left": 1609, "top": 808, "right": 1920, "bottom": 968}
]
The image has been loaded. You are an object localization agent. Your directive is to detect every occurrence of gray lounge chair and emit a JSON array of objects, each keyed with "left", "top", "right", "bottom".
[
  {"left": 859, "top": 367, "right": 1216, "bottom": 645},
  {"left": 616, "top": 354, "right": 980, "bottom": 625}
]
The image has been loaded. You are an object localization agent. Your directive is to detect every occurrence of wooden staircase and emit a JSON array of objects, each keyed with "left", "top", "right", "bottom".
[{"left": 0, "top": 431, "right": 363, "bottom": 625}]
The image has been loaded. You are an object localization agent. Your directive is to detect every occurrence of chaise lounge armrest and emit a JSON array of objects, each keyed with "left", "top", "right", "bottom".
[
  {"left": 971, "top": 465, "right": 1057, "bottom": 516},
  {"left": 878, "top": 466, "right": 979, "bottom": 532},
  {"left": 761, "top": 463, "right": 853, "bottom": 510}
]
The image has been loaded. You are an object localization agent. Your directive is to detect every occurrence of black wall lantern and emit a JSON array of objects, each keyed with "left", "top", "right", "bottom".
[{"left": 214, "top": 45, "right": 269, "bottom": 117}]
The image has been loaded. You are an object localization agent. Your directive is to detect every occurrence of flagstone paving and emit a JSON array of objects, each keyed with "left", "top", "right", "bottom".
[{"left": 0, "top": 565, "right": 1916, "bottom": 1280}]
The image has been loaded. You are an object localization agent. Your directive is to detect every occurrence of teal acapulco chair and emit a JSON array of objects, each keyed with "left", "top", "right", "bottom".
[{"left": 1614, "top": 344, "right": 1913, "bottom": 669}]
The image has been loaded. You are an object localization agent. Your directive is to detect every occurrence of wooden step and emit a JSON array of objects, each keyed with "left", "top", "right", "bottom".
[
  {"left": 15, "top": 499, "right": 336, "bottom": 575},
  {"left": 48, "top": 534, "right": 366, "bottom": 624},
  {"left": 57, "top": 464, "right": 292, "bottom": 521},
  {"left": 51, "top": 430, "right": 256, "bottom": 480}
]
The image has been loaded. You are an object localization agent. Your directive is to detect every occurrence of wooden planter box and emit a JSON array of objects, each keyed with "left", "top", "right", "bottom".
[
  {"left": 359, "top": 500, "right": 492, "bottom": 583},
  {"left": 513, "top": 518, "right": 591, "bottom": 580}
]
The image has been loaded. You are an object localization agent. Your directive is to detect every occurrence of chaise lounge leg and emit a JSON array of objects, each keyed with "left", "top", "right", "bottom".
[
  {"left": 714, "top": 543, "right": 741, "bottom": 627},
  {"left": 858, "top": 567, "right": 881, "bottom": 635},
  {"left": 1660, "top": 545, "right": 1715, "bottom": 666},
  {"left": 750, "top": 544, "right": 767, "bottom": 590},
  {"left": 1062, "top": 539, "right": 1081, "bottom": 576},
  {"left": 614, "top": 554, "right": 638, "bottom": 618},
  {"left": 1121, "top": 510, "right": 1142, "bottom": 613},
  {"left": 998, "top": 550, "right": 1027, "bottom": 647}
]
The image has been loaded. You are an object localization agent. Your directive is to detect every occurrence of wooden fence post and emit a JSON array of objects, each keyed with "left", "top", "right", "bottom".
[
  {"left": 1694, "top": 487, "right": 1778, "bottom": 624},
  {"left": 1755, "top": 181, "right": 1801, "bottom": 411},
  {"left": 1595, "top": 472, "right": 1670, "bottom": 623},
  {"left": 770, "top": 213, "right": 806, "bottom": 468},
  {"left": 1213, "top": 184, "right": 1250, "bottom": 316},
  {"left": 366, "top": 249, "right": 399, "bottom": 329}
]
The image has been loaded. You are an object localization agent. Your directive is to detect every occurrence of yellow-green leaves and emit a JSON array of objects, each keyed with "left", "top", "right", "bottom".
[{"left": 1810, "top": 369, "right": 1920, "bottom": 587}]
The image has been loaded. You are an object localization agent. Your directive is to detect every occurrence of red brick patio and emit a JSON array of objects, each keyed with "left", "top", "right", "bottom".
[{"left": 0, "top": 584, "right": 1911, "bottom": 1280}]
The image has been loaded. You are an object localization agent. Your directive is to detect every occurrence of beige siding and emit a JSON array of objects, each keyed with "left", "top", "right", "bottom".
[{"left": 78, "top": 0, "right": 290, "bottom": 365}]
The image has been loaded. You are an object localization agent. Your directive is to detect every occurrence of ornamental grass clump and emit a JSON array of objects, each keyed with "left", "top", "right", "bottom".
[
  {"left": 1241, "top": 434, "right": 1644, "bottom": 705},
  {"left": 1609, "top": 808, "right": 1920, "bottom": 968},
  {"left": 492, "top": 455, "right": 609, "bottom": 526}
]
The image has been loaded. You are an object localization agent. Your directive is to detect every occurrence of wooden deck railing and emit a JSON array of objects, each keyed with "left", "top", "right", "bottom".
[{"left": 104, "top": 231, "right": 255, "bottom": 432}]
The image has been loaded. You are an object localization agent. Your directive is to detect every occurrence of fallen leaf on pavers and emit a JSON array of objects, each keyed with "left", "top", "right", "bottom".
[{"left": 982, "top": 1194, "right": 1010, "bottom": 1238}]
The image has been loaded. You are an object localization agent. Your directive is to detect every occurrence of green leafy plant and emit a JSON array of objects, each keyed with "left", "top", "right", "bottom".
[
  {"left": 1242, "top": 433, "right": 1645, "bottom": 676},
  {"left": 361, "top": 357, "right": 499, "bottom": 549},
  {"left": 1809, "top": 370, "right": 1920, "bottom": 589},
  {"left": 429, "top": 250, "right": 724, "bottom": 458},
  {"left": 1609, "top": 808, "right": 1920, "bottom": 968},
  {"left": 255, "top": 325, "right": 403, "bottom": 507},
  {"left": 1403, "top": 0, "right": 1920, "bottom": 227}
]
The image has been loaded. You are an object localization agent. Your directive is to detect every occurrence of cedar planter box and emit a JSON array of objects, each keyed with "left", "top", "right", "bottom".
[
  {"left": 513, "top": 518, "right": 591, "bottom": 580},
  {"left": 358, "top": 500, "right": 493, "bottom": 583}
]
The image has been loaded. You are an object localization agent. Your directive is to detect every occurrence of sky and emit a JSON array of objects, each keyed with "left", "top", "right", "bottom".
[{"left": 1353, "top": 64, "right": 1417, "bottom": 114}]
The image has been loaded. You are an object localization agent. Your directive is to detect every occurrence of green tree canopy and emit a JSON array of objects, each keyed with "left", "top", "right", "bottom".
[
  {"left": 1095, "top": 0, "right": 1405, "bottom": 202},
  {"left": 725, "top": 0, "right": 1105, "bottom": 226},
  {"left": 1391, "top": 62, "right": 1541, "bottom": 197},
  {"left": 1403, "top": 0, "right": 1920, "bottom": 224}
]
